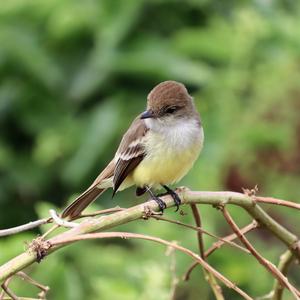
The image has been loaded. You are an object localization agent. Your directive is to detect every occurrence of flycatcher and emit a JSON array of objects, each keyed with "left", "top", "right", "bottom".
[{"left": 62, "top": 81, "right": 204, "bottom": 219}]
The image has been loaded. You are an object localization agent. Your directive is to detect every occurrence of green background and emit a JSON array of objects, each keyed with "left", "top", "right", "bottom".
[{"left": 0, "top": 0, "right": 299, "bottom": 299}]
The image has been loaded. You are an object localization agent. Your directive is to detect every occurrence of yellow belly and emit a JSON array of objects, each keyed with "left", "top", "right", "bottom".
[{"left": 131, "top": 135, "right": 202, "bottom": 188}]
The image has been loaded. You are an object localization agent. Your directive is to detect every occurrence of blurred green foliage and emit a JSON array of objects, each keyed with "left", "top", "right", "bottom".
[{"left": 0, "top": 0, "right": 299, "bottom": 299}]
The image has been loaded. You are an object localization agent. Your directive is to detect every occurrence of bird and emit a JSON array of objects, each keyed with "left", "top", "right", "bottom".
[{"left": 62, "top": 81, "right": 204, "bottom": 219}]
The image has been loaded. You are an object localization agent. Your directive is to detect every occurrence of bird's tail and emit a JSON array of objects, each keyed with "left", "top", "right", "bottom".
[{"left": 61, "top": 186, "right": 106, "bottom": 219}]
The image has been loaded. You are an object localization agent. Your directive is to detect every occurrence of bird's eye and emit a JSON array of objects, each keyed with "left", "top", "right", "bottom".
[{"left": 165, "top": 106, "right": 178, "bottom": 114}]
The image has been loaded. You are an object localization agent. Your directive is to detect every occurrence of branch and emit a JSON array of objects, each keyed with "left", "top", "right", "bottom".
[
  {"left": 221, "top": 208, "right": 300, "bottom": 300},
  {"left": 185, "top": 191, "right": 300, "bottom": 258},
  {"left": 151, "top": 215, "right": 249, "bottom": 255},
  {"left": 0, "top": 207, "right": 125, "bottom": 238},
  {"left": 205, "top": 220, "right": 258, "bottom": 258},
  {"left": 190, "top": 204, "right": 224, "bottom": 300},
  {"left": 254, "top": 197, "right": 300, "bottom": 211},
  {"left": 0, "top": 190, "right": 299, "bottom": 286},
  {"left": 51, "top": 231, "right": 254, "bottom": 300},
  {"left": 49, "top": 210, "right": 78, "bottom": 228},
  {"left": 183, "top": 220, "right": 257, "bottom": 281},
  {"left": 272, "top": 250, "right": 295, "bottom": 300},
  {"left": 0, "top": 219, "right": 50, "bottom": 237},
  {"left": 256, "top": 251, "right": 297, "bottom": 300},
  {"left": 0, "top": 277, "right": 14, "bottom": 300}
]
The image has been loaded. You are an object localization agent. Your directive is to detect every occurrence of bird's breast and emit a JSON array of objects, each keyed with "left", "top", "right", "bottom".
[{"left": 132, "top": 121, "right": 204, "bottom": 188}]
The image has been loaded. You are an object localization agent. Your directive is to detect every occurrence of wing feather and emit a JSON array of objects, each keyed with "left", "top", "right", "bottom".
[
  {"left": 113, "top": 116, "right": 148, "bottom": 195},
  {"left": 62, "top": 115, "right": 148, "bottom": 218}
]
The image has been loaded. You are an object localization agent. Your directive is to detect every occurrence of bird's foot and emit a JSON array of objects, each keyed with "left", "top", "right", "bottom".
[
  {"left": 145, "top": 185, "right": 167, "bottom": 212},
  {"left": 162, "top": 185, "right": 181, "bottom": 212},
  {"left": 150, "top": 196, "right": 167, "bottom": 212}
]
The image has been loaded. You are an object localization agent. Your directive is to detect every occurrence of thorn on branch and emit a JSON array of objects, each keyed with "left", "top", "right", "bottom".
[
  {"left": 142, "top": 205, "right": 162, "bottom": 220},
  {"left": 242, "top": 185, "right": 259, "bottom": 197}
]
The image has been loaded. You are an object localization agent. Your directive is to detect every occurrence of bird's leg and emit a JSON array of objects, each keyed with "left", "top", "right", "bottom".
[
  {"left": 146, "top": 186, "right": 167, "bottom": 212},
  {"left": 162, "top": 185, "right": 181, "bottom": 212}
]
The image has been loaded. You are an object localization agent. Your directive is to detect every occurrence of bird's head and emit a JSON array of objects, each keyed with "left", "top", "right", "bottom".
[{"left": 140, "top": 81, "right": 197, "bottom": 127}]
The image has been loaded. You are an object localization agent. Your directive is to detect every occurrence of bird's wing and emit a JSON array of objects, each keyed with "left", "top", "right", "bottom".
[
  {"left": 113, "top": 116, "right": 148, "bottom": 195},
  {"left": 62, "top": 116, "right": 147, "bottom": 219}
]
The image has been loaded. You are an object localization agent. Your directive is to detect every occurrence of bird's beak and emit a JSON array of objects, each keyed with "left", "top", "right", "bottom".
[{"left": 140, "top": 110, "right": 154, "bottom": 119}]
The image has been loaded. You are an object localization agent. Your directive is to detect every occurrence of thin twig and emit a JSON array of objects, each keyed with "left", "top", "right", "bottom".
[
  {"left": 255, "top": 197, "right": 300, "bottom": 211},
  {"left": 190, "top": 204, "right": 205, "bottom": 258},
  {"left": 0, "top": 207, "right": 123, "bottom": 238},
  {"left": 52, "top": 231, "right": 254, "bottom": 300},
  {"left": 183, "top": 190, "right": 300, "bottom": 259},
  {"left": 0, "top": 277, "right": 14, "bottom": 300},
  {"left": 205, "top": 220, "right": 258, "bottom": 258},
  {"left": 0, "top": 271, "right": 49, "bottom": 300},
  {"left": 258, "top": 250, "right": 296, "bottom": 300},
  {"left": 184, "top": 221, "right": 257, "bottom": 281},
  {"left": 0, "top": 219, "right": 50, "bottom": 237},
  {"left": 49, "top": 210, "right": 78, "bottom": 228},
  {"left": 222, "top": 207, "right": 300, "bottom": 300},
  {"left": 1, "top": 298, "right": 40, "bottom": 300},
  {"left": 190, "top": 204, "right": 224, "bottom": 300},
  {"left": 41, "top": 224, "right": 60, "bottom": 239},
  {"left": 183, "top": 262, "right": 198, "bottom": 281},
  {"left": 152, "top": 215, "right": 249, "bottom": 255},
  {"left": 272, "top": 250, "right": 295, "bottom": 300},
  {"left": 1, "top": 277, "right": 18, "bottom": 300},
  {"left": 1, "top": 190, "right": 299, "bottom": 283},
  {"left": 78, "top": 207, "right": 125, "bottom": 218},
  {"left": 44, "top": 207, "right": 125, "bottom": 238},
  {"left": 3, "top": 297, "right": 41, "bottom": 300},
  {"left": 16, "top": 272, "right": 49, "bottom": 298}
]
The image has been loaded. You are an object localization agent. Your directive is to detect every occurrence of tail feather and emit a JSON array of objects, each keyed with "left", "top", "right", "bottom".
[{"left": 62, "top": 187, "right": 106, "bottom": 219}]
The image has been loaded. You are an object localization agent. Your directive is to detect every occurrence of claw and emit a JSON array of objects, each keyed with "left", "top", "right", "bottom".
[
  {"left": 171, "top": 192, "right": 181, "bottom": 212},
  {"left": 145, "top": 186, "right": 168, "bottom": 213},
  {"left": 162, "top": 185, "right": 182, "bottom": 212},
  {"left": 152, "top": 196, "right": 167, "bottom": 212}
]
